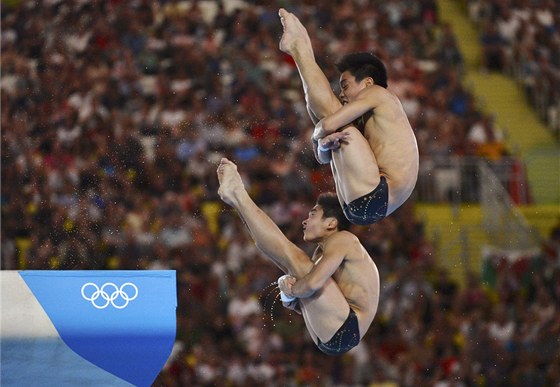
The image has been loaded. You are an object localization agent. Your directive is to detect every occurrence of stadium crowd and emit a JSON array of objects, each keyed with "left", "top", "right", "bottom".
[
  {"left": 1, "top": 0, "right": 559, "bottom": 386},
  {"left": 467, "top": 0, "right": 560, "bottom": 137}
]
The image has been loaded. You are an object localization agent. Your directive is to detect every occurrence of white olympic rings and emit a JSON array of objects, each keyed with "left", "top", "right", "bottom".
[{"left": 81, "top": 282, "right": 138, "bottom": 309}]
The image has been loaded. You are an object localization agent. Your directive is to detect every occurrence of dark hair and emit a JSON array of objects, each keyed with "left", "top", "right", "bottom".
[
  {"left": 335, "top": 52, "right": 388, "bottom": 89},
  {"left": 316, "top": 193, "right": 351, "bottom": 231}
]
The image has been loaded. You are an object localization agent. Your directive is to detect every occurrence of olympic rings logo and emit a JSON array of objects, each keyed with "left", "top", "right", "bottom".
[{"left": 81, "top": 282, "right": 138, "bottom": 309}]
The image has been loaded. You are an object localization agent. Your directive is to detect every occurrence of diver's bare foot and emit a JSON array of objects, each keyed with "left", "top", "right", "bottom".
[
  {"left": 278, "top": 8, "right": 313, "bottom": 57},
  {"left": 217, "top": 158, "right": 245, "bottom": 207}
]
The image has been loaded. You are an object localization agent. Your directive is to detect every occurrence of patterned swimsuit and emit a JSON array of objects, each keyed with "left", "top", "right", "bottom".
[
  {"left": 316, "top": 309, "right": 360, "bottom": 355},
  {"left": 343, "top": 176, "right": 389, "bottom": 225}
]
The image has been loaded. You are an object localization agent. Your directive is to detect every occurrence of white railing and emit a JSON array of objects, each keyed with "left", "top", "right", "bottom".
[
  {"left": 416, "top": 156, "right": 541, "bottom": 281},
  {"left": 478, "top": 161, "right": 540, "bottom": 251},
  {"left": 414, "top": 156, "right": 532, "bottom": 205}
]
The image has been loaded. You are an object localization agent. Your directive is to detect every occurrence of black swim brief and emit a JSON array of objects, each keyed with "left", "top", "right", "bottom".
[
  {"left": 343, "top": 176, "right": 388, "bottom": 226},
  {"left": 316, "top": 309, "right": 360, "bottom": 356}
]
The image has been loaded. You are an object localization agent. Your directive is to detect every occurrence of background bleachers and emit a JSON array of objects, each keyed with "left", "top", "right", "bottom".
[{"left": 1, "top": 1, "right": 559, "bottom": 385}]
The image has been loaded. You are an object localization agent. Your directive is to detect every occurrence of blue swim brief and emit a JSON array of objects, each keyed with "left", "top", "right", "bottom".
[
  {"left": 343, "top": 176, "right": 388, "bottom": 225},
  {"left": 316, "top": 308, "right": 360, "bottom": 355}
]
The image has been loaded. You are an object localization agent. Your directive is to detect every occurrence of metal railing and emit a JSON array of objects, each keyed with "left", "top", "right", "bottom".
[
  {"left": 414, "top": 156, "right": 531, "bottom": 205},
  {"left": 478, "top": 161, "right": 540, "bottom": 251},
  {"left": 415, "top": 156, "right": 541, "bottom": 283}
]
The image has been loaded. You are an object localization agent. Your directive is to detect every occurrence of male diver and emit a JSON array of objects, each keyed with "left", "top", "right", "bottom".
[
  {"left": 217, "top": 158, "right": 379, "bottom": 355},
  {"left": 279, "top": 8, "right": 419, "bottom": 225}
]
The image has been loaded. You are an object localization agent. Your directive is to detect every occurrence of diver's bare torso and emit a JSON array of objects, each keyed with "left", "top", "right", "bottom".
[
  {"left": 312, "top": 231, "right": 379, "bottom": 339},
  {"left": 362, "top": 90, "right": 419, "bottom": 215}
]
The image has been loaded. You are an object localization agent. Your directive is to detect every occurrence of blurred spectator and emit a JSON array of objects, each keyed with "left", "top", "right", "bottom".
[
  {"left": 480, "top": 21, "right": 507, "bottom": 72},
  {"left": 467, "top": 114, "right": 507, "bottom": 161}
]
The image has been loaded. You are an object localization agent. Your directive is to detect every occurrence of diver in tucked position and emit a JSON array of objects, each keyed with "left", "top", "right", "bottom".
[
  {"left": 217, "top": 158, "right": 379, "bottom": 355},
  {"left": 279, "top": 8, "right": 419, "bottom": 225}
]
